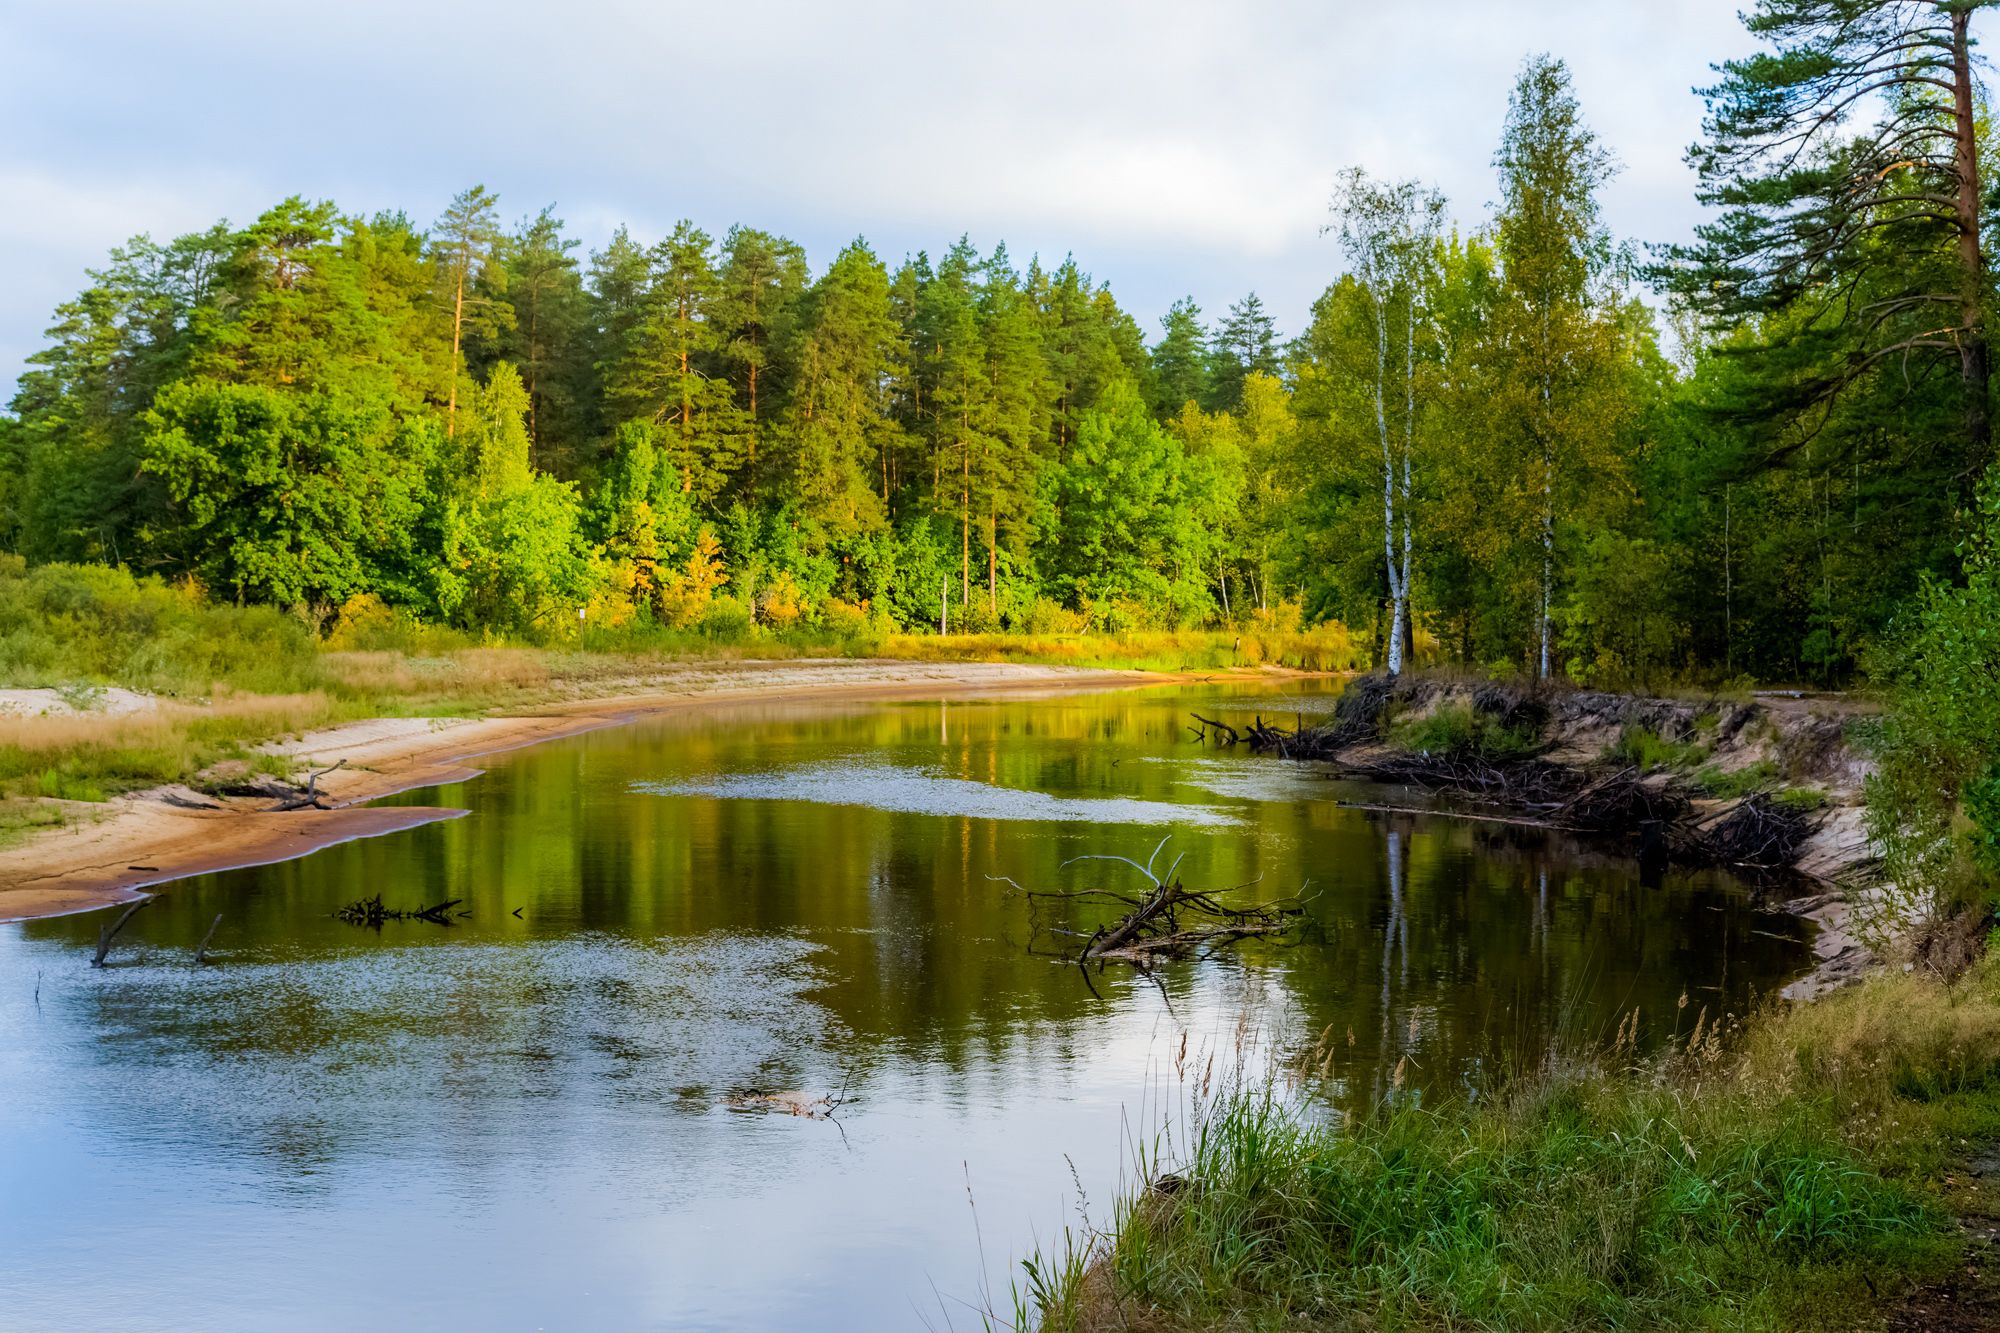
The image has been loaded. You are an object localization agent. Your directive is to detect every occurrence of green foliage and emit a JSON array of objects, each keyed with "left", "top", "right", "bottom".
[
  {"left": 1610, "top": 723, "right": 1707, "bottom": 772},
  {"left": 1697, "top": 759, "right": 1782, "bottom": 798},
  {"left": 1, "top": 11, "right": 1994, "bottom": 677},
  {"left": 1391, "top": 701, "right": 1542, "bottom": 761},
  {"left": 0, "top": 556, "right": 319, "bottom": 694}
]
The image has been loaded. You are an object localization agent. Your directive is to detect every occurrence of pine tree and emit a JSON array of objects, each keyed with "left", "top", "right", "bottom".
[
  {"left": 1210, "top": 291, "right": 1281, "bottom": 410},
  {"left": 977, "top": 243, "right": 1047, "bottom": 616},
  {"left": 431, "top": 186, "right": 503, "bottom": 438},
  {"left": 917, "top": 238, "right": 991, "bottom": 606},
  {"left": 1150, "top": 298, "right": 1211, "bottom": 417},
  {"left": 585, "top": 227, "right": 653, "bottom": 452},
  {"left": 1661, "top": 0, "right": 1997, "bottom": 474},
  {"left": 776, "top": 239, "right": 902, "bottom": 541},
  {"left": 713, "top": 227, "right": 808, "bottom": 502},
  {"left": 605, "top": 222, "right": 743, "bottom": 506},
  {"left": 501, "top": 206, "right": 589, "bottom": 468}
]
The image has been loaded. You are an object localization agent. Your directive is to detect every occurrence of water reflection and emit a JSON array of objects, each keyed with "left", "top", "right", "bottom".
[
  {"left": 637, "top": 757, "right": 1242, "bottom": 825},
  {"left": 0, "top": 682, "right": 1811, "bottom": 1331}
]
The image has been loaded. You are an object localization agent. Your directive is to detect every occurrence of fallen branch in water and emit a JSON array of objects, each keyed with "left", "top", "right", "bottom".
[
  {"left": 335, "top": 893, "right": 466, "bottom": 927},
  {"left": 92, "top": 898, "right": 149, "bottom": 967},
  {"left": 1018, "top": 838, "right": 1310, "bottom": 982},
  {"left": 193, "top": 912, "right": 223, "bottom": 966}
]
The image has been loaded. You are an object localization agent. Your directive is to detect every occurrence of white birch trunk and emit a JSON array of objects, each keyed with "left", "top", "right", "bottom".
[{"left": 1372, "top": 292, "right": 1406, "bottom": 676}]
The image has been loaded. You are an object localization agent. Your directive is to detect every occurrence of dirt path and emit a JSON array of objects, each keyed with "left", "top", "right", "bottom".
[{"left": 0, "top": 659, "right": 1187, "bottom": 922}]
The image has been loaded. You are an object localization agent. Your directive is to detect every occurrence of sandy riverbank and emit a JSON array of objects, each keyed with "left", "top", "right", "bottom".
[{"left": 0, "top": 659, "right": 1188, "bottom": 922}]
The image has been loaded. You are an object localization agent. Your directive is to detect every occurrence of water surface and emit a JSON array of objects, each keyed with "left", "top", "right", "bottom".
[{"left": 0, "top": 681, "right": 1810, "bottom": 1330}]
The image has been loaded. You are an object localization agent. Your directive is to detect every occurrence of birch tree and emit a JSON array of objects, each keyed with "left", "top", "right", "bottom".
[
  {"left": 1330, "top": 168, "right": 1446, "bottom": 675},
  {"left": 1493, "top": 56, "right": 1625, "bottom": 678}
]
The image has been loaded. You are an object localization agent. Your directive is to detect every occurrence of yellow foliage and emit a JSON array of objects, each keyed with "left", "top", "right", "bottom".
[
  {"left": 324, "top": 594, "right": 397, "bottom": 650},
  {"left": 759, "top": 571, "right": 804, "bottom": 628},
  {"left": 657, "top": 531, "right": 730, "bottom": 629}
]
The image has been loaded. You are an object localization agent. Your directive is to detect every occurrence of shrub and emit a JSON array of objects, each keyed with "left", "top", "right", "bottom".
[
  {"left": 1392, "top": 701, "right": 1541, "bottom": 760},
  {"left": 697, "top": 595, "right": 755, "bottom": 641},
  {"left": 0, "top": 560, "right": 320, "bottom": 695},
  {"left": 1611, "top": 724, "right": 1707, "bottom": 772}
]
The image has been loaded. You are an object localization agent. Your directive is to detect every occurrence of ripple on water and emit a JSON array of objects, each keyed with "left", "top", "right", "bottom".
[
  {"left": 13, "top": 933, "right": 839, "bottom": 1178},
  {"left": 634, "top": 759, "right": 1243, "bottom": 826}
]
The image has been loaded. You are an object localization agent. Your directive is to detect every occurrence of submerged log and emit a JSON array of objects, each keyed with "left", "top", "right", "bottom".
[{"left": 92, "top": 898, "right": 149, "bottom": 967}]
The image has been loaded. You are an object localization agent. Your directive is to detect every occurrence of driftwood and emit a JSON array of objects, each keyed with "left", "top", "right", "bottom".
[
  {"left": 1015, "top": 840, "right": 1309, "bottom": 997},
  {"left": 335, "top": 893, "right": 466, "bottom": 927},
  {"left": 193, "top": 912, "right": 223, "bottom": 966},
  {"left": 261, "top": 759, "right": 347, "bottom": 812},
  {"left": 92, "top": 898, "right": 149, "bottom": 967}
]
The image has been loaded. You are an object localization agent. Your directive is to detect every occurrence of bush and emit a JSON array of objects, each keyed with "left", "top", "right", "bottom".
[
  {"left": 0, "top": 559, "right": 321, "bottom": 695},
  {"left": 1611, "top": 723, "right": 1707, "bottom": 772},
  {"left": 324, "top": 594, "right": 471, "bottom": 654},
  {"left": 697, "top": 594, "right": 755, "bottom": 641},
  {"left": 1391, "top": 701, "right": 1541, "bottom": 760}
]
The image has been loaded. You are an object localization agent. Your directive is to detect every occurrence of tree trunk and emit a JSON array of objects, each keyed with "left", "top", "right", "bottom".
[
  {"left": 526, "top": 293, "right": 539, "bottom": 449},
  {"left": 1952, "top": 8, "right": 1990, "bottom": 473},
  {"left": 959, "top": 391, "right": 973, "bottom": 609},
  {"left": 1371, "top": 297, "right": 1405, "bottom": 676},
  {"left": 1539, "top": 480, "right": 1553, "bottom": 680},
  {"left": 447, "top": 269, "right": 465, "bottom": 438}
]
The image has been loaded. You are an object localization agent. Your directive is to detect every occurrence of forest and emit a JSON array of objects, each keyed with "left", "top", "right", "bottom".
[{"left": 2, "top": 21, "right": 1995, "bottom": 690}]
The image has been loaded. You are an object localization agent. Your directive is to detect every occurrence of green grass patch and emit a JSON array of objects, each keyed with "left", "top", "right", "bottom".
[
  {"left": 0, "top": 795, "right": 68, "bottom": 848},
  {"left": 1697, "top": 759, "right": 1782, "bottom": 798},
  {"left": 1027, "top": 963, "right": 2000, "bottom": 1331},
  {"left": 1610, "top": 723, "right": 1708, "bottom": 771},
  {"left": 1389, "top": 701, "right": 1542, "bottom": 761}
]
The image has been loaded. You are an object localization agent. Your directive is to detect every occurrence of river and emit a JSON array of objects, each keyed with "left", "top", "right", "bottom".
[{"left": 0, "top": 679, "right": 1810, "bottom": 1330}]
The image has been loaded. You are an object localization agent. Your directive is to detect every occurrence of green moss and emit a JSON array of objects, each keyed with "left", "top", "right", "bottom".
[{"left": 1697, "top": 760, "right": 1782, "bottom": 798}]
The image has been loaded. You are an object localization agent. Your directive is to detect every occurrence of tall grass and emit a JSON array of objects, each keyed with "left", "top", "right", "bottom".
[{"left": 1027, "top": 964, "right": 2000, "bottom": 1331}]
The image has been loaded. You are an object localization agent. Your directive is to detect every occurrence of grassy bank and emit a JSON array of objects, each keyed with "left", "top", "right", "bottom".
[{"left": 1025, "top": 963, "right": 2000, "bottom": 1331}]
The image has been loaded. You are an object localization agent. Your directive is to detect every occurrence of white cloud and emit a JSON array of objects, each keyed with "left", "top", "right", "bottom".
[{"left": 0, "top": 1, "right": 1879, "bottom": 392}]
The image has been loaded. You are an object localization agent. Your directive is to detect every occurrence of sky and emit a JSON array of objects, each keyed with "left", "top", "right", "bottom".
[{"left": 0, "top": 1, "right": 1783, "bottom": 397}]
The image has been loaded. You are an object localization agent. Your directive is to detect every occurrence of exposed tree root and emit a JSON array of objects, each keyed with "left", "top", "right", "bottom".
[{"left": 1193, "top": 678, "right": 1826, "bottom": 876}]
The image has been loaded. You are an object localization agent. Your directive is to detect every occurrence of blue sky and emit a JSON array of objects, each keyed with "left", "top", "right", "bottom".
[{"left": 1, "top": 2, "right": 1808, "bottom": 395}]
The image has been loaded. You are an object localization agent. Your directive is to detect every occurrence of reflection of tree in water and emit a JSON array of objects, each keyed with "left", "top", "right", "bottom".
[{"left": 12, "top": 684, "right": 1813, "bottom": 1145}]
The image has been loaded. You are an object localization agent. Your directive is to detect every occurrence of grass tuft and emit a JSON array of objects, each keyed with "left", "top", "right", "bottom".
[{"left": 1029, "top": 963, "right": 2000, "bottom": 1331}]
